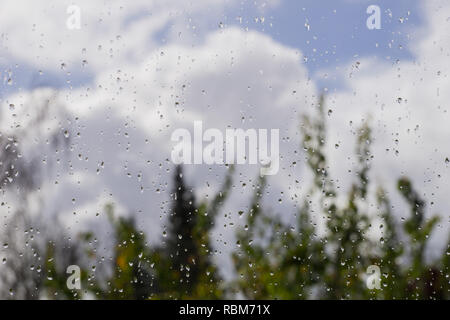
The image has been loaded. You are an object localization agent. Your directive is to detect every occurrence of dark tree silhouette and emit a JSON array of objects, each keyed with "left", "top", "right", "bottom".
[{"left": 165, "top": 165, "right": 200, "bottom": 294}]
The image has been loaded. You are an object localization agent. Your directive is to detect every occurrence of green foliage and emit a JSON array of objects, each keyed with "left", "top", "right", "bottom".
[
  {"left": 232, "top": 97, "right": 448, "bottom": 299},
  {"left": 232, "top": 176, "right": 327, "bottom": 299},
  {"left": 149, "top": 165, "right": 232, "bottom": 299},
  {"left": 62, "top": 166, "right": 234, "bottom": 300},
  {"left": 44, "top": 240, "right": 88, "bottom": 300},
  {"left": 1, "top": 98, "right": 447, "bottom": 300},
  {"left": 87, "top": 204, "right": 154, "bottom": 299}
]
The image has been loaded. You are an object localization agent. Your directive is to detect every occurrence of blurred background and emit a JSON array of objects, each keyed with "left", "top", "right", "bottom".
[{"left": 0, "top": 0, "right": 448, "bottom": 299}]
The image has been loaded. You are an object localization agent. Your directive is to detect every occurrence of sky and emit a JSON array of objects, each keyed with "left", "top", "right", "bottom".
[
  {"left": 1, "top": 0, "right": 424, "bottom": 93},
  {"left": 0, "top": 0, "right": 449, "bottom": 279}
]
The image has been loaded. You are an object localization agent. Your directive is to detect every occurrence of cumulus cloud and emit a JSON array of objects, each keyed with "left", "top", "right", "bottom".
[
  {"left": 1, "top": 20, "right": 316, "bottom": 276},
  {"left": 320, "top": 0, "right": 450, "bottom": 256},
  {"left": 0, "top": 0, "right": 239, "bottom": 73}
]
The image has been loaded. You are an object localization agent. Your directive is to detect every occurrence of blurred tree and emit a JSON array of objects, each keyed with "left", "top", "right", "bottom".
[
  {"left": 80, "top": 204, "right": 154, "bottom": 299},
  {"left": 161, "top": 165, "right": 201, "bottom": 296},
  {"left": 232, "top": 97, "right": 448, "bottom": 300},
  {"left": 1, "top": 94, "right": 448, "bottom": 300},
  {"left": 151, "top": 165, "right": 233, "bottom": 299},
  {"left": 43, "top": 234, "right": 87, "bottom": 300},
  {"left": 0, "top": 95, "right": 80, "bottom": 300},
  {"left": 75, "top": 165, "right": 234, "bottom": 299},
  {"left": 232, "top": 176, "right": 328, "bottom": 299}
]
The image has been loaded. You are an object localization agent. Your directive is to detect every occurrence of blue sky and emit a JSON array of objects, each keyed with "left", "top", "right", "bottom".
[
  {"left": 229, "top": 0, "right": 423, "bottom": 88},
  {"left": 190, "top": 0, "right": 425, "bottom": 83},
  {"left": 1, "top": 0, "right": 424, "bottom": 97}
]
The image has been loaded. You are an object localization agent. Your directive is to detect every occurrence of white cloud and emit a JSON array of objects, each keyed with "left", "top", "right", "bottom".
[
  {"left": 0, "top": 0, "right": 239, "bottom": 73},
  {"left": 321, "top": 0, "right": 450, "bottom": 257},
  {"left": 1, "top": 22, "right": 316, "bottom": 277}
]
